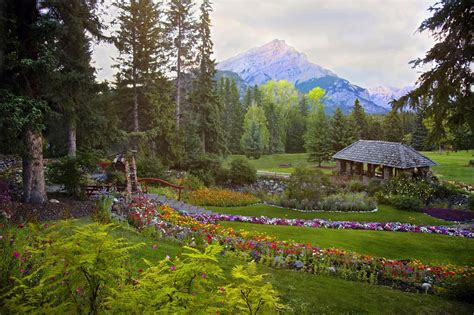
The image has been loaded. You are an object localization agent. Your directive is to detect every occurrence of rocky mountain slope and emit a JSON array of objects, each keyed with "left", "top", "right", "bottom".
[{"left": 217, "top": 39, "right": 411, "bottom": 114}]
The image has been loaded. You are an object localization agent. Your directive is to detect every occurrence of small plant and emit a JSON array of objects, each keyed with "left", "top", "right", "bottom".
[
  {"left": 390, "top": 195, "right": 423, "bottom": 212},
  {"left": 47, "top": 156, "right": 89, "bottom": 197},
  {"left": 286, "top": 166, "right": 330, "bottom": 203},
  {"left": 318, "top": 192, "right": 376, "bottom": 212},
  {"left": 224, "top": 261, "right": 284, "bottom": 314},
  {"left": 92, "top": 194, "right": 114, "bottom": 224},
  {"left": 347, "top": 180, "right": 366, "bottom": 192},
  {"left": 229, "top": 157, "right": 257, "bottom": 185}
]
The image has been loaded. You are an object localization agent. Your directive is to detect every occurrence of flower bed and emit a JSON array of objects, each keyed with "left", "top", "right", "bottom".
[
  {"left": 154, "top": 206, "right": 474, "bottom": 293},
  {"left": 186, "top": 188, "right": 260, "bottom": 207},
  {"left": 184, "top": 213, "right": 473, "bottom": 238},
  {"left": 424, "top": 208, "right": 474, "bottom": 222}
]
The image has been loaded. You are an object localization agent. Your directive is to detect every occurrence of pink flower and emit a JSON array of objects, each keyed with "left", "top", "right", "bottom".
[
  {"left": 201, "top": 273, "right": 206, "bottom": 279},
  {"left": 152, "top": 244, "right": 157, "bottom": 250},
  {"left": 12, "top": 251, "right": 20, "bottom": 258},
  {"left": 218, "top": 287, "right": 225, "bottom": 293},
  {"left": 169, "top": 265, "right": 176, "bottom": 271},
  {"left": 19, "top": 268, "right": 26, "bottom": 273},
  {"left": 43, "top": 224, "right": 49, "bottom": 229},
  {"left": 75, "top": 287, "right": 81, "bottom": 295}
]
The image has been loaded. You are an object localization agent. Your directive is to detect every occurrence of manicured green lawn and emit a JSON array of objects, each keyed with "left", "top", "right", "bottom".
[
  {"left": 72, "top": 219, "right": 474, "bottom": 313},
  {"left": 423, "top": 150, "right": 474, "bottom": 184},
  {"left": 206, "top": 204, "right": 452, "bottom": 226},
  {"left": 227, "top": 151, "right": 474, "bottom": 184},
  {"left": 226, "top": 153, "right": 335, "bottom": 174},
  {"left": 219, "top": 221, "right": 474, "bottom": 266}
]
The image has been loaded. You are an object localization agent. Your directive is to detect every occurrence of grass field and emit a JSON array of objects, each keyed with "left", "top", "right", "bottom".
[
  {"left": 227, "top": 150, "right": 474, "bottom": 183},
  {"left": 21, "top": 219, "right": 472, "bottom": 313},
  {"left": 423, "top": 150, "right": 474, "bottom": 184},
  {"left": 206, "top": 204, "right": 452, "bottom": 226},
  {"left": 219, "top": 221, "right": 474, "bottom": 266}
]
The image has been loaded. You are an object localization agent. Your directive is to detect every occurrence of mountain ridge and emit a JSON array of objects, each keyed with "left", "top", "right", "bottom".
[{"left": 217, "top": 39, "right": 411, "bottom": 114}]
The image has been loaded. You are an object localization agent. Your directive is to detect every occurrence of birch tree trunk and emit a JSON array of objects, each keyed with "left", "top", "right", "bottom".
[
  {"left": 67, "top": 120, "right": 77, "bottom": 157},
  {"left": 23, "top": 129, "right": 47, "bottom": 204}
]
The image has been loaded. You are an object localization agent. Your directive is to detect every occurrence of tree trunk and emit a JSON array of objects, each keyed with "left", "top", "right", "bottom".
[
  {"left": 176, "top": 17, "right": 182, "bottom": 130},
  {"left": 67, "top": 120, "right": 77, "bottom": 157},
  {"left": 132, "top": 73, "right": 139, "bottom": 132},
  {"left": 23, "top": 129, "right": 47, "bottom": 204}
]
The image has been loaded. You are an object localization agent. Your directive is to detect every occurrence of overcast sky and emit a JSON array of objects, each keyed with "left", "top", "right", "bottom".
[{"left": 92, "top": 0, "right": 436, "bottom": 88}]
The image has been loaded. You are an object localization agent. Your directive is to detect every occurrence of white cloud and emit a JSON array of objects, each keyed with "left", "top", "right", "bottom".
[{"left": 93, "top": 0, "right": 436, "bottom": 88}]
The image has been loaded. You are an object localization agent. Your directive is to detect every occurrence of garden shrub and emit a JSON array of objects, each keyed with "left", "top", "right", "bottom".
[
  {"left": 469, "top": 193, "right": 474, "bottom": 211},
  {"left": 366, "top": 179, "right": 382, "bottom": 196},
  {"left": 47, "top": 156, "right": 91, "bottom": 197},
  {"left": 374, "top": 191, "right": 391, "bottom": 204},
  {"left": 186, "top": 188, "right": 260, "bottom": 207},
  {"left": 3, "top": 222, "right": 144, "bottom": 314},
  {"left": 347, "top": 180, "right": 366, "bottom": 192},
  {"left": 382, "top": 176, "right": 434, "bottom": 203},
  {"left": 92, "top": 194, "right": 114, "bottom": 224},
  {"left": 390, "top": 195, "right": 423, "bottom": 212},
  {"left": 286, "top": 166, "right": 330, "bottom": 203},
  {"left": 136, "top": 153, "right": 166, "bottom": 179},
  {"left": 229, "top": 157, "right": 257, "bottom": 185},
  {"left": 177, "top": 174, "right": 205, "bottom": 190},
  {"left": 184, "top": 154, "right": 224, "bottom": 186},
  {"left": 318, "top": 192, "right": 376, "bottom": 212}
]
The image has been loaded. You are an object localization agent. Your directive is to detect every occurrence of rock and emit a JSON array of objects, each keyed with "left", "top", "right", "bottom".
[
  {"left": 328, "top": 266, "right": 337, "bottom": 273},
  {"left": 49, "top": 199, "right": 60, "bottom": 204},
  {"left": 421, "top": 283, "right": 432, "bottom": 293}
]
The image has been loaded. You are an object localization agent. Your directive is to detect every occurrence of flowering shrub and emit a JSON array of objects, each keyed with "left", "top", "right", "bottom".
[
  {"left": 382, "top": 176, "right": 434, "bottom": 203},
  {"left": 155, "top": 205, "right": 474, "bottom": 294},
  {"left": 128, "top": 197, "right": 158, "bottom": 229},
  {"left": 390, "top": 195, "right": 423, "bottom": 212},
  {"left": 318, "top": 192, "right": 376, "bottom": 212},
  {"left": 186, "top": 188, "right": 260, "bottom": 207}
]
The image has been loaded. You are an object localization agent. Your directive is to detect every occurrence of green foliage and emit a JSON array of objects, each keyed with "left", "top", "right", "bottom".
[
  {"left": 351, "top": 99, "right": 369, "bottom": 139},
  {"left": 383, "top": 109, "right": 403, "bottom": 142},
  {"left": 4, "top": 222, "right": 144, "bottom": 314},
  {"left": 136, "top": 153, "right": 165, "bottom": 179},
  {"left": 184, "top": 154, "right": 223, "bottom": 186},
  {"left": 92, "top": 195, "right": 114, "bottom": 224},
  {"left": 347, "top": 180, "right": 366, "bottom": 192},
  {"left": 225, "top": 261, "right": 284, "bottom": 314},
  {"left": 286, "top": 166, "right": 330, "bottom": 203},
  {"left": 390, "top": 195, "right": 423, "bottom": 212},
  {"left": 304, "top": 99, "right": 332, "bottom": 166},
  {"left": 318, "top": 192, "right": 377, "bottom": 212},
  {"left": 229, "top": 157, "right": 257, "bottom": 185},
  {"left": 47, "top": 156, "right": 91, "bottom": 197},
  {"left": 366, "top": 179, "right": 382, "bottom": 196},
  {"left": 241, "top": 105, "right": 270, "bottom": 159},
  {"left": 219, "top": 77, "right": 244, "bottom": 153},
  {"left": 382, "top": 176, "right": 435, "bottom": 203},
  {"left": 330, "top": 108, "right": 356, "bottom": 153}
]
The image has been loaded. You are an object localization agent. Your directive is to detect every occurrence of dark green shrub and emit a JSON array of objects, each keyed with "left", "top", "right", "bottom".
[
  {"left": 469, "top": 193, "right": 474, "bottom": 211},
  {"left": 444, "top": 276, "right": 474, "bottom": 303},
  {"left": 184, "top": 154, "right": 223, "bottom": 186},
  {"left": 47, "top": 156, "right": 89, "bottom": 197},
  {"left": 136, "top": 153, "right": 165, "bottom": 179},
  {"left": 347, "top": 180, "right": 366, "bottom": 192},
  {"left": 367, "top": 180, "right": 382, "bottom": 196},
  {"left": 229, "top": 157, "right": 257, "bottom": 185},
  {"left": 390, "top": 195, "right": 423, "bottom": 211},
  {"left": 92, "top": 195, "right": 114, "bottom": 224},
  {"left": 107, "top": 170, "right": 126, "bottom": 185},
  {"left": 374, "top": 191, "right": 391, "bottom": 204},
  {"left": 286, "top": 166, "right": 330, "bottom": 203}
]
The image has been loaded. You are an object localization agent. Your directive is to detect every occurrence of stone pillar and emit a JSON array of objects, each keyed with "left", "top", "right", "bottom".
[
  {"left": 355, "top": 162, "right": 363, "bottom": 175},
  {"left": 383, "top": 166, "right": 393, "bottom": 180},
  {"left": 367, "top": 164, "right": 373, "bottom": 178}
]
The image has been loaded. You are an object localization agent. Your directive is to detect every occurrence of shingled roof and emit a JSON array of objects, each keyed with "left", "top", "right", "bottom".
[{"left": 333, "top": 140, "right": 437, "bottom": 169}]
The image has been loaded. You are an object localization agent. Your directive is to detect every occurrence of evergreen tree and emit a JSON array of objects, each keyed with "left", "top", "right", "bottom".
[
  {"left": 394, "top": 0, "right": 473, "bottom": 135},
  {"left": 189, "top": 0, "right": 224, "bottom": 155},
  {"left": 166, "top": 0, "right": 196, "bottom": 130},
  {"left": 383, "top": 109, "right": 403, "bottom": 142},
  {"left": 350, "top": 99, "right": 368, "bottom": 140},
  {"left": 330, "top": 108, "right": 355, "bottom": 152},
  {"left": 304, "top": 103, "right": 331, "bottom": 166},
  {"left": 0, "top": 0, "right": 51, "bottom": 203},
  {"left": 243, "top": 87, "right": 253, "bottom": 111},
  {"left": 241, "top": 105, "right": 269, "bottom": 159},
  {"left": 113, "top": 0, "right": 165, "bottom": 133},
  {"left": 366, "top": 115, "right": 384, "bottom": 140},
  {"left": 411, "top": 111, "right": 428, "bottom": 150},
  {"left": 42, "top": 0, "right": 104, "bottom": 157}
]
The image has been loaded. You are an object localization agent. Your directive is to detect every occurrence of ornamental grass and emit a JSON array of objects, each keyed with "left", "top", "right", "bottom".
[{"left": 186, "top": 188, "right": 260, "bottom": 207}]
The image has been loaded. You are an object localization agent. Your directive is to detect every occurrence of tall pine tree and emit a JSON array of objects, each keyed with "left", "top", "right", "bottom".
[
  {"left": 241, "top": 105, "right": 269, "bottom": 159},
  {"left": 350, "top": 99, "right": 368, "bottom": 140},
  {"left": 166, "top": 0, "right": 196, "bottom": 130},
  {"left": 304, "top": 103, "right": 331, "bottom": 166},
  {"left": 383, "top": 109, "right": 403, "bottom": 142},
  {"left": 330, "top": 108, "right": 355, "bottom": 152}
]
